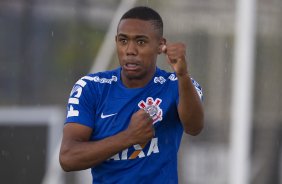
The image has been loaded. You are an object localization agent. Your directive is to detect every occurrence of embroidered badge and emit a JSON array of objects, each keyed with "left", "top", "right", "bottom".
[{"left": 138, "top": 97, "right": 163, "bottom": 124}]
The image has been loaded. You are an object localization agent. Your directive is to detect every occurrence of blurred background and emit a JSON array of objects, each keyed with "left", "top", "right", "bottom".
[{"left": 0, "top": 0, "right": 281, "bottom": 184}]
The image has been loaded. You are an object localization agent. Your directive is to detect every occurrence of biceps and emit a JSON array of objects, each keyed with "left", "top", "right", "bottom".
[{"left": 63, "top": 123, "right": 93, "bottom": 142}]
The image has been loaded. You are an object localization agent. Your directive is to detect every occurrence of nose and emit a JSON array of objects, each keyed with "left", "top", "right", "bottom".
[{"left": 126, "top": 42, "right": 137, "bottom": 56}]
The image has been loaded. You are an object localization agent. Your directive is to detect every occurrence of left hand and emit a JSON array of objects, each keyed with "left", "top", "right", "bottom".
[{"left": 162, "top": 43, "right": 188, "bottom": 77}]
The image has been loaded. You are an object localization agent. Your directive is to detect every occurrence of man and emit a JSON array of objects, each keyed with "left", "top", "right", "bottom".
[{"left": 59, "top": 6, "right": 204, "bottom": 184}]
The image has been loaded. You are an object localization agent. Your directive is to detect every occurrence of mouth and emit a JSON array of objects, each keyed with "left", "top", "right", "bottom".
[
  {"left": 123, "top": 60, "right": 141, "bottom": 71},
  {"left": 125, "top": 63, "right": 139, "bottom": 70}
]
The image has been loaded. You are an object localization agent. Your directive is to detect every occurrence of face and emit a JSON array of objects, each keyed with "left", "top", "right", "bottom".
[{"left": 116, "top": 19, "right": 165, "bottom": 85}]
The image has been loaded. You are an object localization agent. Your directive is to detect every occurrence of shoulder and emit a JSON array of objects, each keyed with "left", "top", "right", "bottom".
[
  {"left": 74, "top": 68, "right": 120, "bottom": 87},
  {"left": 153, "top": 68, "right": 178, "bottom": 85},
  {"left": 154, "top": 68, "right": 203, "bottom": 100},
  {"left": 69, "top": 68, "right": 120, "bottom": 100}
]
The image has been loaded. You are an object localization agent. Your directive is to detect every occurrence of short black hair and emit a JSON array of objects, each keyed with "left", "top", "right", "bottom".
[{"left": 119, "top": 6, "right": 163, "bottom": 36}]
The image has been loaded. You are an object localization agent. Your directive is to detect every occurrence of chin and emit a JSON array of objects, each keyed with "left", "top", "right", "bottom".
[
  {"left": 125, "top": 73, "right": 143, "bottom": 80},
  {"left": 123, "top": 70, "right": 145, "bottom": 80}
]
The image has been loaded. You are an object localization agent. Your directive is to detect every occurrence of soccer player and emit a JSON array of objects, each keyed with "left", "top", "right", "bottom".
[{"left": 59, "top": 6, "right": 204, "bottom": 183}]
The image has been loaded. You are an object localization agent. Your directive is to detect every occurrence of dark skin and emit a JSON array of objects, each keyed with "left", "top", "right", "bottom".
[
  {"left": 59, "top": 19, "right": 204, "bottom": 171},
  {"left": 116, "top": 19, "right": 164, "bottom": 88}
]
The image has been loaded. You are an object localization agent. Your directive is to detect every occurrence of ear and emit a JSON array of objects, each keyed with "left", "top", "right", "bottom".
[{"left": 158, "top": 38, "right": 166, "bottom": 54}]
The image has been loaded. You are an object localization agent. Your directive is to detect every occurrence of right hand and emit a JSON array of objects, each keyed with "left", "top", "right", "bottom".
[{"left": 125, "top": 109, "right": 155, "bottom": 145}]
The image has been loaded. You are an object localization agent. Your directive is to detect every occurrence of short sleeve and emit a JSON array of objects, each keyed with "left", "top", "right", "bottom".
[
  {"left": 176, "top": 77, "right": 204, "bottom": 105},
  {"left": 191, "top": 78, "right": 203, "bottom": 101},
  {"left": 65, "top": 76, "right": 97, "bottom": 128}
]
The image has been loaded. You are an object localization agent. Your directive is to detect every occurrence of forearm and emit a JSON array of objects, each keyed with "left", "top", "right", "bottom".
[
  {"left": 60, "top": 130, "right": 133, "bottom": 171},
  {"left": 177, "top": 72, "right": 204, "bottom": 135}
]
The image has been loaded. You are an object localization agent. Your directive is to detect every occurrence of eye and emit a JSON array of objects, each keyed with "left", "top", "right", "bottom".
[
  {"left": 137, "top": 40, "right": 145, "bottom": 45},
  {"left": 118, "top": 38, "right": 128, "bottom": 45}
]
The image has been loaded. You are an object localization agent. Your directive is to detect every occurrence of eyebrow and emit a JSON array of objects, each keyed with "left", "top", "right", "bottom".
[{"left": 117, "top": 33, "right": 149, "bottom": 40}]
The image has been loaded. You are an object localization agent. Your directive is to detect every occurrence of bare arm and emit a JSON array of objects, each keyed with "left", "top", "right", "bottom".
[
  {"left": 59, "top": 109, "right": 154, "bottom": 171},
  {"left": 177, "top": 73, "right": 204, "bottom": 135},
  {"left": 163, "top": 43, "right": 204, "bottom": 135}
]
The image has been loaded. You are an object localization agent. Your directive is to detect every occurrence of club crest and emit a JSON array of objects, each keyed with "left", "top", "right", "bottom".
[{"left": 138, "top": 97, "right": 163, "bottom": 124}]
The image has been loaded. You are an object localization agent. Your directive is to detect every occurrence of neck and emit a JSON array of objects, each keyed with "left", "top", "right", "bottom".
[{"left": 121, "top": 68, "right": 156, "bottom": 88}]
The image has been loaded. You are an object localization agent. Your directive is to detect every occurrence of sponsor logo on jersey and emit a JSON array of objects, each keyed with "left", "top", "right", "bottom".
[
  {"left": 108, "top": 97, "right": 163, "bottom": 161},
  {"left": 67, "top": 75, "right": 118, "bottom": 117},
  {"left": 191, "top": 78, "right": 203, "bottom": 101},
  {"left": 100, "top": 112, "right": 117, "bottom": 119},
  {"left": 93, "top": 76, "right": 117, "bottom": 84},
  {"left": 168, "top": 74, "right": 177, "bottom": 81},
  {"left": 67, "top": 84, "right": 83, "bottom": 117},
  {"left": 108, "top": 138, "right": 159, "bottom": 161},
  {"left": 154, "top": 74, "right": 178, "bottom": 84},
  {"left": 154, "top": 76, "right": 166, "bottom": 84}
]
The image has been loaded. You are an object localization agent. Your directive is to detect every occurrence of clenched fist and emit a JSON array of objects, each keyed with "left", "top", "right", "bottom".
[
  {"left": 125, "top": 109, "right": 155, "bottom": 145},
  {"left": 162, "top": 43, "right": 189, "bottom": 77}
]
